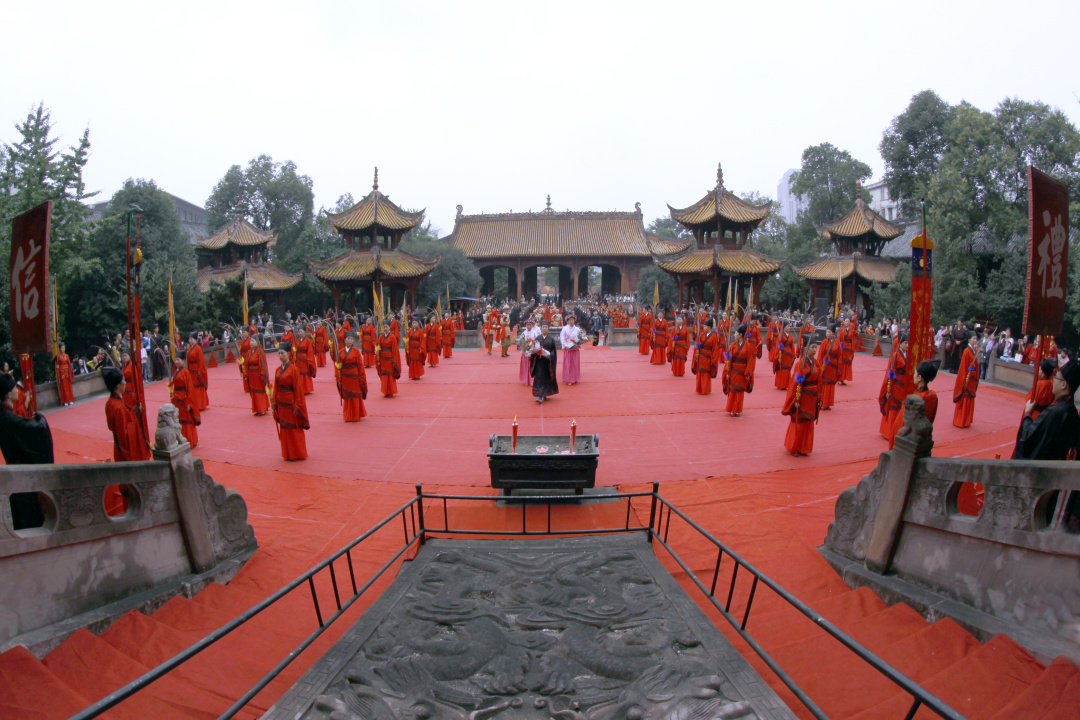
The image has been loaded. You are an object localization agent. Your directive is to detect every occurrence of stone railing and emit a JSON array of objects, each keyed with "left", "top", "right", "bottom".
[
  {"left": 821, "top": 395, "right": 1080, "bottom": 664},
  {"left": 0, "top": 404, "right": 256, "bottom": 656}
]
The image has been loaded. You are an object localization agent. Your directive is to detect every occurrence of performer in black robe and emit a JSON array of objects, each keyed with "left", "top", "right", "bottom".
[
  {"left": 1013, "top": 361, "right": 1080, "bottom": 461},
  {"left": 0, "top": 374, "right": 54, "bottom": 529},
  {"left": 530, "top": 321, "right": 559, "bottom": 402}
]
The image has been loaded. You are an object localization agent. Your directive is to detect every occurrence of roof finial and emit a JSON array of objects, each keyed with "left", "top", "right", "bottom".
[
  {"left": 856, "top": 179, "right": 863, "bottom": 201},
  {"left": 373, "top": 167, "right": 379, "bottom": 191},
  {"left": 546, "top": 194, "right": 551, "bottom": 209},
  {"left": 716, "top": 162, "right": 724, "bottom": 189}
]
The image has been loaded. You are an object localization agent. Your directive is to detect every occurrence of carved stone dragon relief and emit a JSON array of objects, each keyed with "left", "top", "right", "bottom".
[
  {"left": 193, "top": 462, "right": 256, "bottom": 563},
  {"left": 823, "top": 455, "right": 889, "bottom": 563},
  {"left": 304, "top": 547, "right": 761, "bottom": 720}
]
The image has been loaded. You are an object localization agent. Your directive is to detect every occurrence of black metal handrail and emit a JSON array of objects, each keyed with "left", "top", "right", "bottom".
[{"left": 64, "top": 484, "right": 965, "bottom": 720}]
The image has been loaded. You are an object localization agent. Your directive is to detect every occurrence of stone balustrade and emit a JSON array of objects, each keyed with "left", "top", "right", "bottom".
[
  {"left": 0, "top": 404, "right": 256, "bottom": 656},
  {"left": 821, "top": 395, "right": 1080, "bottom": 664}
]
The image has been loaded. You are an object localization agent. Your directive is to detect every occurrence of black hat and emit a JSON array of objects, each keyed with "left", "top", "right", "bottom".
[
  {"left": 898, "top": 333, "right": 909, "bottom": 343},
  {"left": 0, "top": 374, "right": 15, "bottom": 397},
  {"left": 916, "top": 359, "right": 940, "bottom": 384},
  {"left": 736, "top": 323, "right": 748, "bottom": 336},
  {"left": 176, "top": 349, "right": 187, "bottom": 361},
  {"left": 1061, "top": 362, "right": 1080, "bottom": 397},
  {"left": 346, "top": 331, "right": 359, "bottom": 340},
  {"left": 103, "top": 368, "right": 123, "bottom": 393},
  {"left": 278, "top": 341, "right": 293, "bottom": 353}
]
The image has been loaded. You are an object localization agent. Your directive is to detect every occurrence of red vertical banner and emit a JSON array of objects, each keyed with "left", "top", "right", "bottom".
[
  {"left": 19, "top": 354, "right": 36, "bottom": 413},
  {"left": 1023, "top": 166, "right": 1069, "bottom": 337},
  {"left": 909, "top": 232, "right": 934, "bottom": 368},
  {"left": 9, "top": 201, "right": 52, "bottom": 354}
]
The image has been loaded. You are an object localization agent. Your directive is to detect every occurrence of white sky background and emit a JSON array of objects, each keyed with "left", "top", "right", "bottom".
[{"left": 3, "top": 0, "right": 1078, "bottom": 235}]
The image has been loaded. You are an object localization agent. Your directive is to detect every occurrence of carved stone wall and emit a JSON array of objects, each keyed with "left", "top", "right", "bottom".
[{"left": 268, "top": 535, "right": 796, "bottom": 720}]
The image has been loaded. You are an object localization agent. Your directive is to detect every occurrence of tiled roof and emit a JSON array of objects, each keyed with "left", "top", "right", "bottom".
[
  {"left": 668, "top": 163, "right": 770, "bottom": 228},
  {"left": 196, "top": 215, "right": 276, "bottom": 250},
  {"left": 310, "top": 246, "right": 438, "bottom": 282},
  {"left": 195, "top": 262, "right": 301, "bottom": 292},
  {"left": 653, "top": 246, "right": 782, "bottom": 276},
  {"left": 794, "top": 255, "right": 899, "bottom": 284},
  {"left": 447, "top": 205, "right": 656, "bottom": 258},
  {"left": 820, "top": 183, "right": 902, "bottom": 241},
  {"left": 880, "top": 222, "right": 924, "bottom": 258},
  {"left": 327, "top": 168, "right": 424, "bottom": 233}
]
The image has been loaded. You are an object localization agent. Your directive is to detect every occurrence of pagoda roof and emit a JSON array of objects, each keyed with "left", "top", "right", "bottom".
[
  {"left": 447, "top": 200, "right": 664, "bottom": 258},
  {"left": 668, "top": 163, "right": 770, "bottom": 229},
  {"left": 196, "top": 215, "right": 275, "bottom": 250},
  {"left": 195, "top": 261, "right": 301, "bottom": 293},
  {"left": 794, "top": 254, "right": 899, "bottom": 284},
  {"left": 820, "top": 182, "right": 903, "bottom": 242},
  {"left": 327, "top": 168, "right": 425, "bottom": 233},
  {"left": 648, "top": 237, "right": 782, "bottom": 276},
  {"left": 310, "top": 246, "right": 438, "bottom": 282}
]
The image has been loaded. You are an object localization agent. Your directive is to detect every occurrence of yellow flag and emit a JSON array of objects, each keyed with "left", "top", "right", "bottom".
[
  {"left": 653, "top": 281, "right": 659, "bottom": 308},
  {"left": 50, "top": 275, "right": 59, "bottom": 359},
  {"left": 436, "top": 296, "right": 442, "bottom": 318},
  {"left": 836, "top": 264, "right": 843, "bottom": 319},
  {"left": 242, "top": 269, "right": 249, "bottom": 327},
  {"left": 446, "top": 283, "right": 451, "bottom": 309},
  {"left": 373, "top": 284, "right": 381, "bottom": 318},
  {"left": 168, "top": 271, "right": 177, "bottom": 363},
  {"left": 725, "top": 277, "right": 732, "bottom": 311}
]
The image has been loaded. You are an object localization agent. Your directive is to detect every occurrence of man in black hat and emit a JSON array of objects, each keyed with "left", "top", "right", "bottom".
[
  {"left": 1013, "top": 361, "right": 1080, "bottom": 462},
  {"left": 103, "top": 367, "right": 150, "bottom": 462},
  {"left": 0, "top": 372, "right": 53, "bottom": 529}
]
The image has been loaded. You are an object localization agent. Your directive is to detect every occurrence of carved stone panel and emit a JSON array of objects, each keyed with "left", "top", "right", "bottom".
[
  {"left": 823, "top": 456, "right": 888, "bottom": 563},
  {"left": 909, "top": 474, "right": 951, "bottom": 520},
  {"left": 268, "top": 535, "right": 796, "bottom": 720},
  {"left": 193, "top": 462, "right": 256, "bottom": 564},
  {"left": 978, "top": 485, "right": 1041, "bottom": 532},
  {"left": 53, "top": 486, "right": 105, "bottom": 529}
]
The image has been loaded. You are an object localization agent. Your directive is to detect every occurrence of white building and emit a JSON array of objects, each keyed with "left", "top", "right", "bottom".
[
  {"left": 776, "top": 168, "right": 807, "bottom": 225},
  {"left": 863, "top": 179, "right": 903, "bottom": 223}
]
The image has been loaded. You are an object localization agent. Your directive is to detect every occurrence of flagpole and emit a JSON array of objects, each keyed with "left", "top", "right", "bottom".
[{"left": 125, "top": 205, "right": 149, "bottom": 445}]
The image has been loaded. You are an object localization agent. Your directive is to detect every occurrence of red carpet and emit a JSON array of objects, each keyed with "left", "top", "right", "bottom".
[{"left": 2, "top": 344, "right": 1075, "bottom": 718}]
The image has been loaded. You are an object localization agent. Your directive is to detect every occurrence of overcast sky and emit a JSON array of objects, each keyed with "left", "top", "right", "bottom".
[{"left": 4, "top": 0, "right": 1078, "bottom": 235}]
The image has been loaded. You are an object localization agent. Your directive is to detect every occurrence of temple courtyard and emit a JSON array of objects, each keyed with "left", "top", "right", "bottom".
[{"left": 5, "top": 344, "right": 1078, "bottom": 719}]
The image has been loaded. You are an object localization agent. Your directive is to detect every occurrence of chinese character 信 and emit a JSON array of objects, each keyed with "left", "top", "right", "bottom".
[
  {"left": 11, "top": 239, "right": 42, "bottom": 322},
  {"left": 1037, "top": 210, "right": 1065, "bottom": 300}
]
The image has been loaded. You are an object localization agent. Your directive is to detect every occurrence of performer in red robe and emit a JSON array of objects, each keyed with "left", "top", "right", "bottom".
[
  {"left": 406, "top": 320, "right": 427, "bottom": 379},
  {"left": 272, "top": 344, "right": 308, "bottom": 461},
  {"left": 442, "top": 312, "right": 456, "bottom": 358},
  {"left": 171, "top": 352, "right": 200, "bottom": 448},
  {"left": 650, "top": 311, "right": 669, "bottom": 365},
  {"left": 890, "top": 360, "right": 940, "bottom": 449},
  {"left": 692, "top": 318, "right": 721, "bottom": 395},
  {"left": 816, "top": 325, "right": 841, "bottom": 410},
  {"left": 782, "top": 338, "right": 822, "bottom": 456},
  {"left": 723, "top": 324, "right": 754, "bottom": 416},
  {"left": 120, "top": 351, "right": 138, "bottom": 410},
  {"left": 766, "top": 316, "right": 780, "bottom": 365},
  {"left": 953, "top": 332, "right": 979, "bottom": 428},
  {"left": 1026, "top": 358, "right": 1057, "bottom": 420},
  {"left": 295, "top": 327, "right": 316, "bottom": 394},
  {"left": 482, "top": 308, "right": 496, "bottom": 355},
  {"left": 878, "top": 334, "right": 909, "bottom": 441},
  {"left": 338, "top": 333, "right": 368, "bottom": 422},
  {"left": 280, "top": 326, "right": 296, "bottom": 362},
  {"left": 186, "top": 335, "right": 209, "bottom": 411},
  {"left": 745, "top": 317, "right": 763, "bottom": 376},
  {"left": 376, "top": 326, "right": 400, "bottom": 397},
  {"left": 55, "top": 342, "right": 75, "bottom": 406},
  {"left": 637, "top": 309, "right": 653, "bottom": 355},
  {"left": 669, "top": 315, "right": 691, "bottom": 377},
  {"left": 838, "top": 320, "right": 856, "bottom": 384},
  {"left": 796, "top": 317, "right": 814, "bottom": 358},
  {"left": 239, "top": 329, "right": 252, "bottom": 393},
  {"left": 359, "top": 318, "right": 377, "bottom": 367},
  {"left": 245, "top": 335, "right": 270, "bottom": 415},
  {"left": 102, "top": 368, "right": 150, "bottom": 461},
  {"left": 313, "top": 323, "right": 329, "bottom": 368},
  {"left": 425, "top": 315, "right": 442, "bottom": 367},
  {"left": 773, "top": 324, "right": 796, "bottom": 390}
]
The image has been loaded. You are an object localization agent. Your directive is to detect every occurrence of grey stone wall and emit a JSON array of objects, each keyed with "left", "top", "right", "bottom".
[{"left": 0, "top": 411, "right": 256, "bottom": 654}]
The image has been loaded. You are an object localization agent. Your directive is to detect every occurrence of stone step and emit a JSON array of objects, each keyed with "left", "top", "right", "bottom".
[
  {"left": 0, "top": 644, "right": 94, "bottom": 720},
  {"left": 989, "top": 657, "right": 1080, "bottom": 720}
]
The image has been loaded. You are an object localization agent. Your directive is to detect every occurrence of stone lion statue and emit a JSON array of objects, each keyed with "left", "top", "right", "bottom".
[
  {"left": 155, "top": 403, "right": 185, "bottom": 450},
  {"left": 896, "top": 394, "right": 934, "bottom": 444}
]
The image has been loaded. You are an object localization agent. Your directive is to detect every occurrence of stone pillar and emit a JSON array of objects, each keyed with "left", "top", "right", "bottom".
[
  {"left": 863, "top": 396, "right": 935, "bottom": 574},
  {"left": 524, "top": 266, "right": 538, "bottom": 299},
  {"left": 153, "top": 439, "right": 217, "bottom": 574}
]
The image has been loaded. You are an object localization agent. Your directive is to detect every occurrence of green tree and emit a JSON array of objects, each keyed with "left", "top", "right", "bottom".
[
  {"left": 205, "top": 155, "right": 315, "bottom": 262},
  {"left": 399, "top": 222, "right": 482, "bottom": 307},
  {"left": 635, "top": 266, "right": 678, "bottom": 310},
  {"left": 646, "top": 216, "right": 691, "bottom": 239},
  {"left": 789, "top": 143, "right": 873, "bottom": 229},
  {"left": 0, "top": 104, "right": 98, "bottom": 377},
  {"left": 880, "top": 90, "right": 955, "bottom": 219}
]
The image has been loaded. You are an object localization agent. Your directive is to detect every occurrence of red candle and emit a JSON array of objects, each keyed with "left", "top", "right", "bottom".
[
  {"left": 570, "top": 419, "right": 577, "bottom": 453},
  {"left": 512, "top": 416, "right": 518, "bottom": 453}
]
